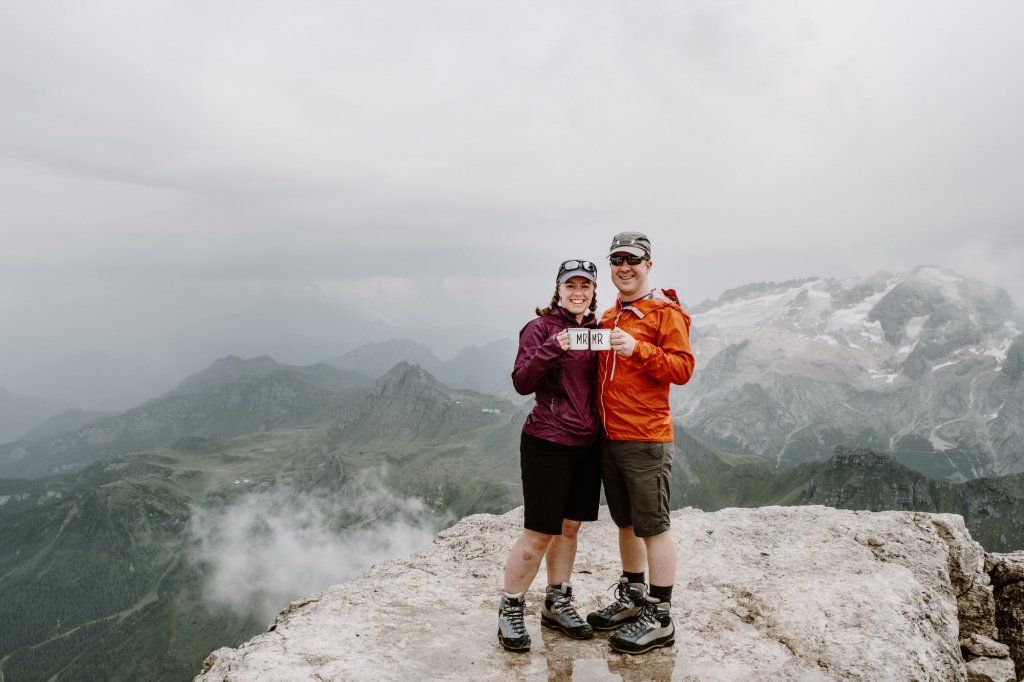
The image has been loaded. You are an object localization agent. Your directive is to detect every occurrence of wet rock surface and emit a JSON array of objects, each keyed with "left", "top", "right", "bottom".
[{"left": 195, "top": 506, "right": 1019, "bottom": 681}]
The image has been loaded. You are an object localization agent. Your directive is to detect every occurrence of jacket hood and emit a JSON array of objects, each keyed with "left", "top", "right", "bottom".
[{"left": 616, "top": 288, "right": 685, "bottom": 318}]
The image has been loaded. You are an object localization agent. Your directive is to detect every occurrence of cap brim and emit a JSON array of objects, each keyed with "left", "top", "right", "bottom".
[
  {"left": 609, "top": 246, "right": 647, "bottom": 258},
  {"left": 557, "top": 269, "right": 598, "bottom": 284}
]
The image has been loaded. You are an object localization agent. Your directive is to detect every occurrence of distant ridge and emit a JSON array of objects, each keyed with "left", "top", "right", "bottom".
[
  {"left": 166, "top": 355, "right": 370, "bottom": 397},
  {"left": 20, "top": 407, "right": 117, "bottom": 442},
  {"left": 0, "top": 387, "right": 64, "bottom": 443},
  {"left": 329, "top": 337, "right": 517, "bottom": 399},
  {"left": 689, "top": 443, "right": 1024, "bottom": 552},
  {"left": 0, "top": 357, "right": 370, "bottom": 479}
]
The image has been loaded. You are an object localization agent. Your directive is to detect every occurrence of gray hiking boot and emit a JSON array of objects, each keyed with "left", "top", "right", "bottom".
[
  {"left": 541, "top": 583, "right": 593, "bottom": 639},
  {"left": 497, "top": 592, "right": 530, "bottom": 652},
  {"left": 608, "top": 595, "right": 675, "bottom": 654},
  {"left": 585, "top": 577, "right": 646, "bottom": 631}
]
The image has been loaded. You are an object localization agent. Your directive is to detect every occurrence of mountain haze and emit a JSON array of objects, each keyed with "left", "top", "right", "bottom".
[
  {"left": 330, "top": 338, "right": 518, "bottom": 399},
  {"left": 0, "top": 388, "right": 64, "bottom": 444},
  {"left": 0, "top": 358, "right": 372, "bottom": 479}
]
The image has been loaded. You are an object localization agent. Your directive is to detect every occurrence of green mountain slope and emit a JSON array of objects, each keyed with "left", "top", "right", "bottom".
[
  {"left": 689, "top": 444, "right": 1024, "bottom": 551},
  {"left": 0, "top": 364, "right": 526, "bottom": 681}
]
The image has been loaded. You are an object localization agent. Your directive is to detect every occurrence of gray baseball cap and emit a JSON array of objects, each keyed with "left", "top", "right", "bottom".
[
  {"left": 557, "top": 259, "right": 598, "bottom": 283},
  {"left": 608, "top": 231, "right": 651, "bottom": 259}
]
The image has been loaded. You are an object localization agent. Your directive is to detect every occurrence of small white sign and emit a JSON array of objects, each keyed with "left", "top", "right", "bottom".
[
  {"left": 589, "top": 329, "right": 611, "bottom": 351},
  {"left": 568, "top": 328, "right": 591, "bottom": 350}
]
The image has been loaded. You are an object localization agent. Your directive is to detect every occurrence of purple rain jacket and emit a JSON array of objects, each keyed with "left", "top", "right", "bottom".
[{"left": 511, "top": 304, "right": 601, "bottom": 447}]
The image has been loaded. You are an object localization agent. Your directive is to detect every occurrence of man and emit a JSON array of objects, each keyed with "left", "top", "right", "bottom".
[{"left": 585, "top": 231, "right": 695, "bottom": 655}]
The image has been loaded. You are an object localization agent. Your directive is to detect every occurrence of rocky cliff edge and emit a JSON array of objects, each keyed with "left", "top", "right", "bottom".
[{"left": 195, "top": 506, "right": 1024, "bottom": 681}]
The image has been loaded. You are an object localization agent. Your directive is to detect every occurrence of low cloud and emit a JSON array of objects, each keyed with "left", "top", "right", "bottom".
[{"left": 188, "top": 467, "right": 450, "bottom": 620}]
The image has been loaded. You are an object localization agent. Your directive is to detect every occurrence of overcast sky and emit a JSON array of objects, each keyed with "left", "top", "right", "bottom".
[{"left": 2, "top": 1, "right": 1023, "bottom": 404}]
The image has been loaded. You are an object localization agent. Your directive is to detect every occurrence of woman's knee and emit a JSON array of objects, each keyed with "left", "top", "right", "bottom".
[{"left": 520, "top": 529, "right": 554, "bottom": 553}]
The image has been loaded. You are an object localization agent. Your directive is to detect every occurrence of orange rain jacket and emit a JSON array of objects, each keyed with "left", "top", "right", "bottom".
[{"left": 597, "top": 288, "right": 695, "bottom": 442}]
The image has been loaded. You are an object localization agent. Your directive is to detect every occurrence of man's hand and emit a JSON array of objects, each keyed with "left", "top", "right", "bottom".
[{"left": 610, "top": 327, "right": 637, "bottom": 357}]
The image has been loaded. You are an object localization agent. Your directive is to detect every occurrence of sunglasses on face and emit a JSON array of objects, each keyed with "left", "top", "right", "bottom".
[
  {"left": 559, "top": 259, "right": 597, "bottom": 274},
  {"left": 609, "top": 254, "right": 647, "bottom": 266}
]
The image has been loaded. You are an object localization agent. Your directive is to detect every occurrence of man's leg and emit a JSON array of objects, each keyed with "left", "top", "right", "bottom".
[
  {"left": 644, "top": 530, "right": 676, "bottom": 589},
  {"left": 608, "top": 441, "right": 676, "bottom": 654},
  {"left": 618, "top": 525, "right": 647, "bottom": 574},
  {"left": 608, "top": 531, "right": 676, "bottom": 654},
  {"left": 585, "top": 525, "right": 648, "bottom": 631}
]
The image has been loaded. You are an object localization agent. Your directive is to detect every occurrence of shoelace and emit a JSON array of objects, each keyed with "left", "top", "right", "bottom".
[
  {"left": 550, "top": 593, "right": 586, "bottom": 626},
  {"left": 504, "top": 601, "right": 527, "bottom": 635},
  {"left": 618, "top": 600, "right": 658, "bottom": 636},
  {"left": 604, "top": 580, "right": 633, "bottom": 610}
]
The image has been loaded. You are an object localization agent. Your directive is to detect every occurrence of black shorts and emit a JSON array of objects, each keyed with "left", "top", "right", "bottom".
[
  {"left": 602, "top": 440, "right": 673, "bottom": 537},
  {"left": 520, "top": 431, "right": 601, "bottom": 535}
]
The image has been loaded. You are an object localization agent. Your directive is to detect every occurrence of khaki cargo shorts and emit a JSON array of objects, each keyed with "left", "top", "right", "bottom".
[{"left": 601, "top": 440, "right": 673, "bottom": 537}]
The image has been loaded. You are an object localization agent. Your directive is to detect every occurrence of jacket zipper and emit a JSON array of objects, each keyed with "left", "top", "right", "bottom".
[{"left": 598, "top": 308, "right": 624, "bottom": 431}]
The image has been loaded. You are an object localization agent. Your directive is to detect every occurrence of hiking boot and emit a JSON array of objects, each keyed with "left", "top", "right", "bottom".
[
  {"left": 608, "top": 595, "right": 674, "bottom": 654},
  {"left": 497, "top": 592, "right": 530, "bottom": 652},
  {"left": 541, "top": 583, "right": 593, "bottom": 640},
  {"left": 585, "top": 577, "right": 646, "bottom": 631}
]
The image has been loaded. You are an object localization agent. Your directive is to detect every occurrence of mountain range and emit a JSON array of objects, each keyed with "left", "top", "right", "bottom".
[{"left": 677, "top": 265, "right": 1024, "bottom": 481}]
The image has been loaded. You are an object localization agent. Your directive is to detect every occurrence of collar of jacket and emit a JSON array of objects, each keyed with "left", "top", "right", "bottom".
[
  {"left": 552, "top": 303, "right": 595, "bottom": 325},
  {"left": 616, "top": 288, "right": 680, "bottom": 318}
]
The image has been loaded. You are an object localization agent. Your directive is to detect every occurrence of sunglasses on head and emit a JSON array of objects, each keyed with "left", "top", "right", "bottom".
[
  {"left": 559, "top": 259, "right": 597, "bottom": 274},
  {"left": 609, "top": 254, "right": 647, "bottom": 266}
]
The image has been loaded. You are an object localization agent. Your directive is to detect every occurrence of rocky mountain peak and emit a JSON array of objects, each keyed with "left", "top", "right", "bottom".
[
  {"left": 375, "top": 361, "right": 448, "bottom": 398},
  {"left": 194, "top": 506, "right": 1024, "bottom": 681},
  {"left": 676, "top": 266, "right": 1024, "bottom": 479},
  {"left": 830, "top": 445, "right": 898, "bottom": 469},
  {"left": 169, "top": 355, "right": 287, "bottom": 397}
]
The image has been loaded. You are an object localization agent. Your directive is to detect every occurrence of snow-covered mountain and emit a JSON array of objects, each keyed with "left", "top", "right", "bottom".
[{"left": 675, "top": 266, "right": 1024, "bottom": 481}]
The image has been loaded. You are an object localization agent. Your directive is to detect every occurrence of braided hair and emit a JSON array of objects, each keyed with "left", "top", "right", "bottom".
[{"left": 535, "top": 282, "right": 598, "bottom": 317}]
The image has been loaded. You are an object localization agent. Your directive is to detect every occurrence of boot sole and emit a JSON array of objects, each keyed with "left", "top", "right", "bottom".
[
  {"left": 609, "top": 635, "right": 675, "bottom": 655},
  {"left": 541, "top": 615, "right": 594, "bottom": 640},
  {"left": 497, "top": 629, "right": 531, "bottom": 652}
]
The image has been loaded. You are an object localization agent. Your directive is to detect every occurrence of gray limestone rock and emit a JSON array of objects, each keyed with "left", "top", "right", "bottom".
[
  {"left": 966, "top": 655, "right": 1017, "bottom": 682},
  {"left": 962, "top": 633, "right": 1011, "bottom": 659},
  {"left": 194, "top": 506, "right": 1014, "bottom": 682},
  {"left": 988, "top": 552, "right": 1024, "bottom": 681}
]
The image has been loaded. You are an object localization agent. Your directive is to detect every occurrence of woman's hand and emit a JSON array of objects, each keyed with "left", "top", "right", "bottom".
[{"left": 555, "top": 329, "right": 570, "bottom": 351}]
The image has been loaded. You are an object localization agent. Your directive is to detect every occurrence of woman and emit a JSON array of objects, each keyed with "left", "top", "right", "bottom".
[{"left": 497, "top": 258, "right": 602, "bottom": 652}]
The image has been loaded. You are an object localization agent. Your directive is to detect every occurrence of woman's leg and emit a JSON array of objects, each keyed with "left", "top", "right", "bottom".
[
  {"left": 503, "top": 529, "right": 555, "bottom": 594},
  {"left": 544, "top": 519, "right": 581, "bottom": 586}
]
